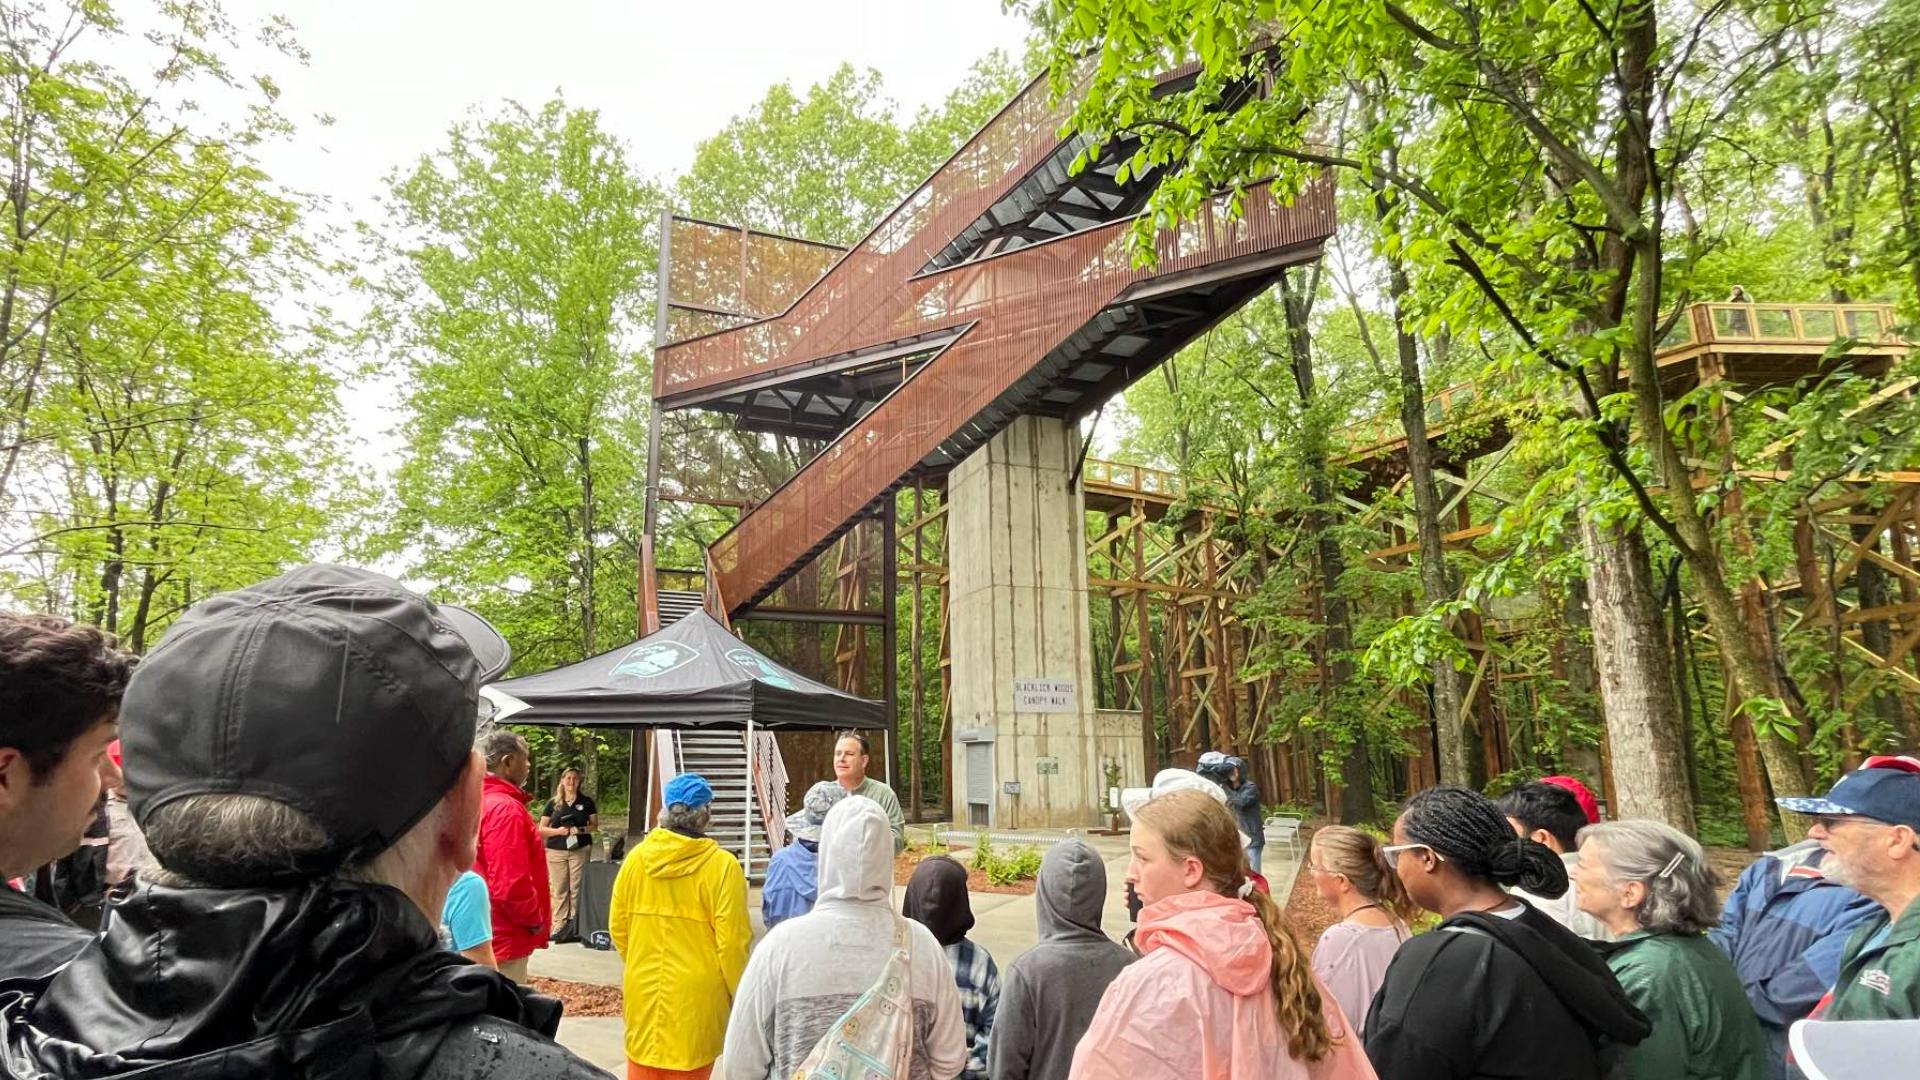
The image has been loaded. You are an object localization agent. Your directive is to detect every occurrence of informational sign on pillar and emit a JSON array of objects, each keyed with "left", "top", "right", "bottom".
[{"left": 1014, "top": 679, "right": 1077, "bottom": 713}]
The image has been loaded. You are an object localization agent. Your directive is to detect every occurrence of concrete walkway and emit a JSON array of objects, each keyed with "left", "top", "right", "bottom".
[{"left": 546, "top": 834, "right": 1298, "bottom": 1072}]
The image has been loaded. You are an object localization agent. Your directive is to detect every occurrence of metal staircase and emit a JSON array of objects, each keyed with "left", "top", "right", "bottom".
[
  {"left": 665, "top": 729, "right": 772, "bottom": 881},
  {"left": 656, "top": 589, "right": 704, "bottom": 628},
  {"left": 695, "top": 189, "right": 1333, "bottom": 616}
]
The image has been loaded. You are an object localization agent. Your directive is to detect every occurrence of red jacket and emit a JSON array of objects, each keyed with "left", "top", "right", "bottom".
[{"left": 475, "top": 773, "right": 550, "bottom": 962}]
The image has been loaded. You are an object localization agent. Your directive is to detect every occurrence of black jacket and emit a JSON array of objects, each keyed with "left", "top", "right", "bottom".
[
  {"left": 1364, "top": 901, "right": 1650, "bottom": 1080},
  {"left": 1222, "top": 779, "right": 1262, "bottom": 845},
  {"left": 0, "top": 885, "right": 92, "bottom": 986},
  {"left": 0, "top": 878, "right": 610, "bottom": 1080}
]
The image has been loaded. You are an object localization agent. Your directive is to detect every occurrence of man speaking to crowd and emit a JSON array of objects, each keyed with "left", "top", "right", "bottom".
[
  {"left": 0, "top": 565, "right": 611, "bottom": 1079},
  {"left": 831, "top": 731, "right": 904, "bottom": 853}
]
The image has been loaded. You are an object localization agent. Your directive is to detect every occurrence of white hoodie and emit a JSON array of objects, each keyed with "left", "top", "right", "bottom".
[{"left": 721, "top": 795, "right": 966, "bottom": 1080}]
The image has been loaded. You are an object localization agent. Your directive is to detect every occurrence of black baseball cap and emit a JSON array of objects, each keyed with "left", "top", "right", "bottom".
[{"left": 122, "top": 564, "right": 511, "bottom": 873}]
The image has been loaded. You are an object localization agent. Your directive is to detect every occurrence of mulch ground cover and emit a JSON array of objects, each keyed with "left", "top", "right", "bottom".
[
  {"left": 531, "top": 974, "right": 623, "bottom": 1018},
  {"left": 893, "top": 846, "right": 1037, "bottom": 895}
]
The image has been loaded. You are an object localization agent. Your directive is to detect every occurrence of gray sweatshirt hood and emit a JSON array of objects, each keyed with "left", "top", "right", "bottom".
[
  {"left": 816, "top": 794, "right": 892, "bottom": 904},
  {"left": 1035, "top": 839, "right": 1109, "bottom": 942}
]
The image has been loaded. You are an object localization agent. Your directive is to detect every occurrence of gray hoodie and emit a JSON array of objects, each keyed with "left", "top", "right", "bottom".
[
  {"left": 721, "top": 795, "right": 965, "bottom": 1080},
  {"left": 986, "top": 840, "right": 1134, "bottom": 1080}
]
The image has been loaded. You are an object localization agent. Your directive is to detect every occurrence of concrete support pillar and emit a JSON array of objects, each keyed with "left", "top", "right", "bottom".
[{"left": 949, "top": 416, "right": 1124, "bottom": 828}]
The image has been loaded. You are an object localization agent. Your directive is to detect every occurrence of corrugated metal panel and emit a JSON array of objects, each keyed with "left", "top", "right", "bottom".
[{"left": 966, "top": 742, "right": 993, "bottom": 806}]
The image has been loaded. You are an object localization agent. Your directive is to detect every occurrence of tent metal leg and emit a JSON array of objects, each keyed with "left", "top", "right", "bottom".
[{"left": 745, "top": 716, "right": 755, "bottom": 873}]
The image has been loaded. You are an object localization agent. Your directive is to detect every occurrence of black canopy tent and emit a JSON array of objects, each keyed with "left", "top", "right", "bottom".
[
  {"left": 492, "top": 608, "right": 885, "bottom": 731},
  {"left": 491, "top": 608, "right": 884, "bottom": 870}
]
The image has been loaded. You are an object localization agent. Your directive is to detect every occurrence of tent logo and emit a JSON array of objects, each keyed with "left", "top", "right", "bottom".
[
  {"left": 612, "top": 641, "right": 698, "bottom": 680},
  {"left": 726, "top": 647, "right": 796, "bottom": 689}
]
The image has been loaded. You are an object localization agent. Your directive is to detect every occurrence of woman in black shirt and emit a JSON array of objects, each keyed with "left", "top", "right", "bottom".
[
  {"left": 1363, "top": 786, "right": 1649, "bottom": 1080},
  {"left": 538, "top": 767, "right": 597, "bottom": 942}
]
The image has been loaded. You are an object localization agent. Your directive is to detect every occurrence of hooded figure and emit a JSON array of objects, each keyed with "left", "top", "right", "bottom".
[
  {"left": 1221, "top": 757, "right": 1264, "bottom": 871},
  {"left": 904, "top": 856, "right": 999, "bottom": 1080},
  {"left": 1075, "top": 893, "right": 1378, "bottom": 1080},
  {"left": 609, "top": 772, "right": 750, "bottom": 1079},
  {"left": 987, "top": 840, "right": 1133, "bottom": 1080},
  {"left": 761, "top": 781, "right": 847, "bottom": 929},
  {"left": 720, "top": 796, "right": 965, "bottom": 1080},
  {"left": 1365, "top": 907, "right": 1652, "bottom": 1079}
]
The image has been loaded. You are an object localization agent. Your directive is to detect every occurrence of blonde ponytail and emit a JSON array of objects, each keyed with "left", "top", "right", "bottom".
[{"left": 1315, "top": 824, "right": 1421, "bottom": 928}]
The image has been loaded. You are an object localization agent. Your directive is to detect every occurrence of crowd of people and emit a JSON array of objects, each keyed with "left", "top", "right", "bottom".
[{"left": 3, "top": 562, "right": 1919, "bottom": 1080}]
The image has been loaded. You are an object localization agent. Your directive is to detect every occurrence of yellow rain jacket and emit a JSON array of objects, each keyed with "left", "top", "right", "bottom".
[{"left": 609, "top": 825, "right": 751, "bottom": 1069}]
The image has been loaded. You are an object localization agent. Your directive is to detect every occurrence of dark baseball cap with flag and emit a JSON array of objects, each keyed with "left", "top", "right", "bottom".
[
  {"left": 1779, "top": 755, "right": 1920, "bottom": 831},
  {"left": 122, "top": 564, "right": 511, "bottom": 874}
]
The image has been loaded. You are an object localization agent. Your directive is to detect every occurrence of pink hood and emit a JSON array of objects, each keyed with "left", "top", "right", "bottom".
[
  {"left": 1137, "top": 891, "right": 1273, "bottom": 997},
  {"left": 1072, "top": 890, "right": 1379, "bottom": 1080}
]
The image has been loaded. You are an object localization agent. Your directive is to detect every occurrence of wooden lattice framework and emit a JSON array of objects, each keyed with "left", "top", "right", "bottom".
[
  {"left": 655, "top": 301, "right": 1915, "bottom": 828},
  {"left": 1333, "top": 301, "right": 1918, "bottom": 826}
]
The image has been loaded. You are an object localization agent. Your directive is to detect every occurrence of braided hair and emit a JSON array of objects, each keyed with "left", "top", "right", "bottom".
[{"left": 1401, "top": 786, "right": 1569, "bottom": 899}]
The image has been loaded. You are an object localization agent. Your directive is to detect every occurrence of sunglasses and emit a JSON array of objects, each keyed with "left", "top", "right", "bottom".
[{"left": 1381, "top": 842, "right": 1447, "bottom": 863}]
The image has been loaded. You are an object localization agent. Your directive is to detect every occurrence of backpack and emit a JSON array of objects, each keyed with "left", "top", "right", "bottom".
[{"left": 790, "top": 915, "right": 916, "bottom": 1080}]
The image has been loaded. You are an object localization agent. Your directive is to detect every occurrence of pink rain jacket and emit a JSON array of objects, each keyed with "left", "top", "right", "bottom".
[{"left": 1070, "top": 891, "right": 1378, "bottom": 1080}]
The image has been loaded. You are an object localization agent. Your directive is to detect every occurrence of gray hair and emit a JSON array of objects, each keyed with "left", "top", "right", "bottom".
[
  {"left": 143, "top": 794, "right": 334, "bottom": 886},
  {"left": 476, "top": 724, "right": 525, "bottom": 767},
  {"left": 142, "top": 792, "right": 447, "bottom": 893},
  {"left": 665, "top": 802, "right": 711, "bottom": 835},
  {"left": 1578, "top": 819, "right": 1722, "bottom": 935}
]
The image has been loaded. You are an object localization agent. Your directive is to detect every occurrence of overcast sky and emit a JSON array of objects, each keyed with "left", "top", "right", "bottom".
[
  {"left": 156, "top": 1, "right": 1036, "bottom": 466},
  {"left": 252, "top": 0, "right": 1032, "bottom": 200}
]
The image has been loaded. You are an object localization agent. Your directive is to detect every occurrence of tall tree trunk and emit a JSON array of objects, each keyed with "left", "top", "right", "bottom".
[
  {"left": 1382, "top": 240, "right": 1470, "bottom": 785},
  {"left": 131, "top": 566, "right": 161, "bottom": 653},
  {"left": 1665, "top": 559, "right": 1703, "bottom": 809},
  {"left": 581, "top": 732, "right": 599, "bottom": 801},
  {"left": 579, "top": 434, "right": 597, "bottom": 655},
  {"left": 1279, "top": 269, "right": 1372, "bottom": 822},
  {"left": 1568, "top": 0, "right": 1798, "bottom": 833},
  {"left": 1882, "top": 86, "right": 1920, "bottom": 308},
  {"left": 1580, "top": 519, "right": 1696, "bottom": 828}
]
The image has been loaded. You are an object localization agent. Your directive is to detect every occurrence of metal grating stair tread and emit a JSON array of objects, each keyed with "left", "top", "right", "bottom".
[{"left": 666, "top": 729, "right": 773, "bottom": 882}]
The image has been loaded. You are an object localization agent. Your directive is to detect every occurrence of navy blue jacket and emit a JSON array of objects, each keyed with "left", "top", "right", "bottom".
[{"left": 1708, "top": 840, "right": 1880, "bottom": 1080}]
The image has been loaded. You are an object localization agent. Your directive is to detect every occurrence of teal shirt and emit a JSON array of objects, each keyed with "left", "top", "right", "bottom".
[
  {"left": 1828, "top": 894, "right": 1920, "bottom": 1021},
  {"left": 1604, "top": 931, "right": 1770, "bottom": 1080}
]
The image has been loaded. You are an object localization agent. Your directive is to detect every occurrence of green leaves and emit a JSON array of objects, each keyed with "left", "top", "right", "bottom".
[
  {"left": 0, "top": 0, "right": 347, "bottom": 648},
  {"left": 359, "top": 99, "right": 658, "bottom": 675}
]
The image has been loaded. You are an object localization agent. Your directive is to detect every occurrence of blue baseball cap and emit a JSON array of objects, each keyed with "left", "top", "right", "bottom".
[
  {"left": 1779, "top": 756, "right": 1920, "bottom": 830},
  {"left": 663, "top": 772, "right": 714, "bottom": 810}
]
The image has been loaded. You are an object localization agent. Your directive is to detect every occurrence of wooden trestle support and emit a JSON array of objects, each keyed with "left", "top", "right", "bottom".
[
  {"left": 679, "top": 301, "right": 1917, "bottom": 826},
  {"left": 899, "top": 301, "right": 1917, "bottom": 825}
]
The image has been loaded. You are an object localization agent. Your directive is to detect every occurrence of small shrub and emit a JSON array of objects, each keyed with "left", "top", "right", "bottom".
[
  {"left": 985, "top": 844, "right": 1043, "bottom": 886},
  {"left": 970, "top": 831, "right": 994, "bottom": 871}
]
